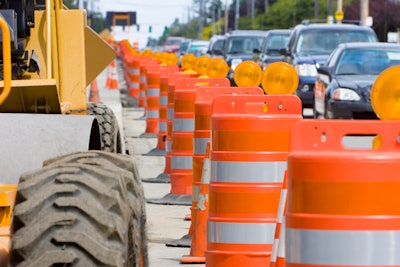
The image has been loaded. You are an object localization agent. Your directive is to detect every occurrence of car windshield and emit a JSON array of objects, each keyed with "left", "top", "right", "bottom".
[
  {"left": 295, "top": 29, "right": 376, "bottom": 54},
  {"left": 335, "top": 48, "right": 400, "bottom": 75},
  {"left": 263, "top": 34, "right": 290, "bottom": 54},
  {"left": 227, "top": 36, "right": 264, "bottom": 54}
]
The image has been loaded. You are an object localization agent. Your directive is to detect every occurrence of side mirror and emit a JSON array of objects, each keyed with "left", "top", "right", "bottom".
[
  {"left": 279, "top": 48, "right": 289, "bottom": 56},
  {"left": 214, "top": 49, "right": 224, "bottom": 56},
  {"left": 317, "top": 66, "right": 332, "bottom": 76}
]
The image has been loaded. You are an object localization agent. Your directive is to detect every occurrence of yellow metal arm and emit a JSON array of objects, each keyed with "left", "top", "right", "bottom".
[{"left": 0, "top": 14, "right": 11, "bottom": 106}]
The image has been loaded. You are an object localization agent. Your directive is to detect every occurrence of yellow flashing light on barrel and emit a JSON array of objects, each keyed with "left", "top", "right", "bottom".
[
  {"left": 195, "top": 55, "right": 211, "bottom": 76},
  {"left": 370, "top": 65, "right": 400, "bottom": 120},
  {"left": 206, "top": 58, "right": 229, "bottom": 78},
  {"left": 261, "top": 62, "right": 298, "bottom": 95},
  {"left": 181, "top": 53, "right": 197, "bottom": 72},
  {"left": 233, "top": 61, "right": 262, "bottom": 87}
]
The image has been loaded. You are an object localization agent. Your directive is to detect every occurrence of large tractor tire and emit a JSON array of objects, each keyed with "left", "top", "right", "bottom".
[
  {"left": 10, "top": 151, "right": 148, "bottom": 267},
  {"left": 87, "top": 102, "right": 122, "bottom": 153}
]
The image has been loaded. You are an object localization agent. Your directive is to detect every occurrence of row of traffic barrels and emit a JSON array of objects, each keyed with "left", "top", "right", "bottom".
[{"left": 117, "top": 40, "right": 400, "bottom": 267}]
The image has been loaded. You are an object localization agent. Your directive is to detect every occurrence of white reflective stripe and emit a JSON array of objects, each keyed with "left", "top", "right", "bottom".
[
  {"left": 140, "top": 76, "right": 146, "bottom": 82},
  {"left": 147, "top": 88, "right": 160, "bottom": 96},
  {"left": 201, "top": 158, "right": 211, "bottom": 184},
  {"left": 192, "top": 185, "right": 200, "bottom": 202},
  {"left": 166, "top": 140, "right": 171, "bottom": 152},
  {"left": 194, "top": 138, "right": 210, "bottom": 155},
  {"left": 173, "top": 118, "right": 194, "bottom": 132},
  {"left": 168, "top": 108, "right": 174, "bottom": 120},
  {"left": 160, "top": 96, "right": 168, "bottom": 105},
  {"left": 270, "top": 238, "right": 279, "bottom": 262},
  {"left": 207, "top": 221, "right": 276, "bottom": 244},
  {"left": 129, "top": 69, "right": 140, "bottom": 74},
  {"left": 211, "top": 161, "right": 287, "bottom": 183},
  {"left": 171, "top": 156, "right": 193, "bottom": 169},
  {"left": 146, "top": 110, "right": 159, "bottom": 118},
  {"left": 159, "top": 122, "right": 167, "bottom": 131},
  {"left": 277, "top": 219, "right": 285, "bottom": 257},
  {"left": 276, "top": 188, "right": 287, "bottom": 223},
  {"left": 129, "top": 82, "right": 139, "bottom": 88},
  {"left": 140, "top": 91, "right": 145, "bottom": 97},
  {"left": 286, "top": 229, "right": 400, "bottom": 265}
]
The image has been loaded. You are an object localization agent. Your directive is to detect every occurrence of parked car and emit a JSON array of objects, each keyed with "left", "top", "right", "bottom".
[
  {"left": 206, "top": 35, "right": 226, "bottom": 58},
  {"left": 223, "top": 30, "right": 266, "bottom": 85},
  {"left": 178, "top": 39, "right": 209, "bottom": 66},
  {"left": 255, "top": 29, "right": 292, "bottom": 70},
  {"left": 186, "top": 39, "right": 210, "bottom": 57},
  {"left": 177, "top": 39, "right": 191, "bottom": 56},
  {"left": 314, "top": 42, "right": 400, "bottom": 119},
  {"left": 163, "top": 36, "right": 186, "bottom": 53},
  {"left": 281, "top": 22, "right": 378, "bottom": 110}
]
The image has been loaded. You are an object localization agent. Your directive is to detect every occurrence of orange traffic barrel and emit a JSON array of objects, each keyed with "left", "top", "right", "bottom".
[
  {"left": 157, "top": 65, "right": 179, "bottom": 150},
  {"left": 146, "top": 73, "right": 198, "bottom": 205},
  {"left": 181, "top": 86, "right": 264, "bottom": 264},
  {"left": 170, "top": 78, "right": 230, "bottom": 196},
  {"left": 139, "top": 62, "right": 147, "bottom": 108},
  {"left": 286, "top": 120, "right": 400, "bottom": 267},
  {"left": 206, "top": 94, "right": 302, "bottom": 267},
  {"left": 126, "top": 56, "right": 141, "bottom": 98},
  {"left": 144, "top": 67, "right": 161, "bottom": 135}
]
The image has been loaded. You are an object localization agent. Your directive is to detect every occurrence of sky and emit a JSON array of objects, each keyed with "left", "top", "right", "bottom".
[
  {"left": 96, "top": 0, "right": 192, "bottom": 39},
  {"left": 94, "top": 0, "right": 232, "bottom": 48}
]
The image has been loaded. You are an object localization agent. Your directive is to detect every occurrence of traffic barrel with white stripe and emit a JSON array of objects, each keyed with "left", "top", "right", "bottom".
[
  {"left": 206, "top": 94, "right": 302, "bottom": 267},
  {"left": 145, "top": 67, "right": 161, "bottom": 134},
  {"left": 180, "top": 86, "right": 264, "bottom": 264},
  {"left": 286, "top": 120, "right": 400, "bottom": 267},
  {"left": 157, "top": 65, "right": 179, "bottom": 149},
  {"left": 170, "top": 77, "right": 230, "bottom": 195}
]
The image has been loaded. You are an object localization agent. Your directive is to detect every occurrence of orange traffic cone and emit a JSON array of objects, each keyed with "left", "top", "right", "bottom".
[
  {"left": 270, "top": 170, "right": 287, "bottom": 267},
  {"left": 89, "top": 79, "right": 100, "bottom": 103},
  {"left": 181, "top": 142, "right": 211, "bottom": 264},
  {"left": 106, "top": 60, "right": 119, "bottom": 90}
]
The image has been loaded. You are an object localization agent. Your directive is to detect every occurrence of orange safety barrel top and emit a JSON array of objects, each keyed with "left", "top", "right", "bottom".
[{"left": 286, "top": 120, "right": 400, "bottom": 267}]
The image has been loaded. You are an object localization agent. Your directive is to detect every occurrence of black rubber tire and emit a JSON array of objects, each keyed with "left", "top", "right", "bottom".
[
  {"left": 87, "top": 102, "right": 122, "bottom": 153},
  {"left": 10, "top": 151, "right": 148, "bottom": 267}
]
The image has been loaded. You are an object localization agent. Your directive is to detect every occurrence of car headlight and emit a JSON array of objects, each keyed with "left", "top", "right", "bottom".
[
  {"left": 231, "top": 59, "right": 243, "bottom": 71},
  {"left": 295, "top": 64, "right": 317, "bottom": 77},
  {"left": 331, "top": 88, "right": 360, "bottom": 101}
]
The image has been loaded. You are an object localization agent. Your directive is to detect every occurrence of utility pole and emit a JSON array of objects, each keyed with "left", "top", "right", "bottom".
[
  {"left": 314, "top": 0, "right": 319, "bottom": 19},
  {"left": 360, "top": 0, "right": 369, "bottom": 26},
  {"left": 235, "top": 0, "right": 239, "bottom": 30},
  {"left": 250, "top": 0, "right": 255, "bottom": 20},
  {"left": 224, "top": 0, "right": 229, "bottom": 33},
  {"left": 327, "top": 0, "right": 333, "bottom": 23}
]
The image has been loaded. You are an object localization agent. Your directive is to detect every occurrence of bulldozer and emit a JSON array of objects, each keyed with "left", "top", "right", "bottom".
[{"left": 0, "top": 0, "right": 148, "bottom": 266}]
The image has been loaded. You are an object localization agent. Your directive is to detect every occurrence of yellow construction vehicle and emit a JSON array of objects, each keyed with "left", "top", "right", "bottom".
[{"left": 0, "top": 1, "right": 147, "bottom": 266}]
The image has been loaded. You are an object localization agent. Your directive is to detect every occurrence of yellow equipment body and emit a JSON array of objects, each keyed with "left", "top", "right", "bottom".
[{"left": 0, "top": 2, "right": 115, "bottom": 184}]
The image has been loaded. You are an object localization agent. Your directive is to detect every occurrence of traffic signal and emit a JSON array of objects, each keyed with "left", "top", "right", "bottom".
[
  {"left": 148, "top": 25, "right": 152, "bottom": 33},
  {"left": 136, "top": 24, "right": 140, "bottom": 31},
  {"left": 164, "top": 26, "right": 168, "bottom": 34}
]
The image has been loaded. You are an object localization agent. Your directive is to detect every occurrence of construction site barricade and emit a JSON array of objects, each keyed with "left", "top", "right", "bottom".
[
  {"left": 286, "top": 120, "right": 400, "bottom": 267},
  {"left": 170, "top": 77, "right": 230, "bottom": 197},
  {"left": 126, "top": 56, "right": 141, "bottom": 98},
  {"left": 157, "top": 65, "right": 179, "bottom": 150},
  {"left": 144, "top": 66, "right": 161, "bottom": 135},
  {"left": 206, "top": 94, "right": 302, "bottom": 267},
  {"left": 181, "top": 86, "right": 264, "bottom": 264}
]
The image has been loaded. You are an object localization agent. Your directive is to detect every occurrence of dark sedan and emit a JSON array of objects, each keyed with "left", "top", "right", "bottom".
[{"left": 314, "top": 42, "right": 400, "bottom": 119}]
